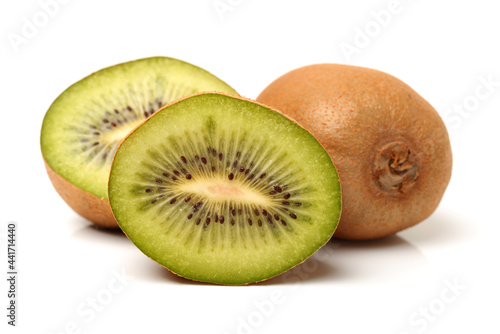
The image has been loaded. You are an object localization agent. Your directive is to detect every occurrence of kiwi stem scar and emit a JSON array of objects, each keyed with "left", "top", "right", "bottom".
[{"left": 373, "top": 141, "right": 419, "bottom": 194}]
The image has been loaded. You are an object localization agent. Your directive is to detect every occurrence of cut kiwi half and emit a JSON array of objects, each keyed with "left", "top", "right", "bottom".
[
  {"left": 108, "top": 93, "right": 341, "bottom": 285},
  {"left": 40, "top": 57, "right": 237, "bottom": 228}
]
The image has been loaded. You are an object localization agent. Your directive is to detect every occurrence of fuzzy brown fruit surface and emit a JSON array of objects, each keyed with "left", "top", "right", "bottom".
[
  {"left": 257, "top": 64, "right": 452, "bottom": 240},
  {"left": 43, "top": 160, "right": 116, "bottom": 228}
]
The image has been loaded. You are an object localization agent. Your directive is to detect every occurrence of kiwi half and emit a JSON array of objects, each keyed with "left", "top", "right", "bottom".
[
  {"left": 41, "top": 57, "right": 237, "bottom": 228},
  {"left": 108, "top": 93, "right": 341, "bottom": 285},
  {"left": 257, "top": 64, "right": 453, "bottom": 240}
]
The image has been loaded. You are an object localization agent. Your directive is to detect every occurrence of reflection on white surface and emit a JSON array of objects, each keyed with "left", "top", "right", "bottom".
[
  {"left": 71, "top": 222, "right": 429, "bottom": 286},
  {"left": 399, "top": 209, "right": 474, "bottom": 247}
]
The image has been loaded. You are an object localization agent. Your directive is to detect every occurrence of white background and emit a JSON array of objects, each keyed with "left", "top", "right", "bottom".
[{"left": 1, "top": 0, "right": 499, "bottom": 333}]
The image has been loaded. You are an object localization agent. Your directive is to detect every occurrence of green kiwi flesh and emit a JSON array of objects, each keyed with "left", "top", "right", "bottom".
[
  {"left": 41, "top": 57, "right": 237, "bottom": 225},
  {"left": 108, "top": 93, "right": 341, "bottom": 285}
]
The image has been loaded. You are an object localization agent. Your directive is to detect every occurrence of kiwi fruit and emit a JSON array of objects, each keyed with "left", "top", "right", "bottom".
[
  {"left": 257, "top": 64, "right": 452, "bottom": 240},
  {"left": 108, "top": 92, "right": 341, "bottom": 285},
  {"left": 41, "top": 57, "right": 237, "bottom": 228}
]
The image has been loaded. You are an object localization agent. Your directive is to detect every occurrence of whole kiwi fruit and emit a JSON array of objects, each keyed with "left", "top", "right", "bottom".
[{"left": 257, "top": 64, "right": 452, "bottom": 240}]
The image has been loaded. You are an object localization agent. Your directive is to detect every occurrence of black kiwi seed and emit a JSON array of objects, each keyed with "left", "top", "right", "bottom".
[{"left": 137, "top": 141, "right": 304, "bottom": 234}]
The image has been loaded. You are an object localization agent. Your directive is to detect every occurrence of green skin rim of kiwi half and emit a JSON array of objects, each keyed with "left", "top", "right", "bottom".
[{"left": 108, "top": 92, "right": 341, "bottom": 285}]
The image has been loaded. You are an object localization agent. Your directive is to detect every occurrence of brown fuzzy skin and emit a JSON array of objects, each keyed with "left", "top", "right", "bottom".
[
  {"left": 257, "top": 64, "right": 452, "bottom": 240},
  {"left": 44, "top": 160, "right": 118, "bottom": 228}
]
